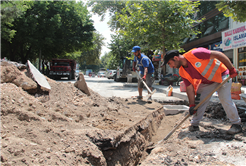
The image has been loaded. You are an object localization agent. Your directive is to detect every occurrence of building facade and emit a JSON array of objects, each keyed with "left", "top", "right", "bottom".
[{"left": 180, "top": 1, "right": 246, "bottom": 84}]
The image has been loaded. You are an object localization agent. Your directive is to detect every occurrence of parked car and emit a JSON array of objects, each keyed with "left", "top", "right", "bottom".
[
  {"left": 97, "top": 71, "right": 106, "bottom": 78},
  {"left": 91, "top": 72, "right": 95, "bottom": 77},
  {"left": 106, "top": 70, "right": 116, "bottom": 79}
]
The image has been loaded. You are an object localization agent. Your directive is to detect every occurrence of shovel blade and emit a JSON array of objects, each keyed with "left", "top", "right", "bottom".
[{"left": 146, "top": 89, "right": 156, "bottom": 98}]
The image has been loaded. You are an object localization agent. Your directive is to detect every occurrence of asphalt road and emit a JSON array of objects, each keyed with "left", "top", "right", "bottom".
[
  {"left": 57, "top": 75, "right": 182, "bottom": 102},
  {"left": 56, "top": 75, "right": 246, "bottom": 104}
]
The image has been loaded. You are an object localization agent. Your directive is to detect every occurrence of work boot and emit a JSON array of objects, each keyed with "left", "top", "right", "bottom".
[
  {"left": 189, "top": 125, "right": 200, "bottom": 132},
  {"left": 226, "top": 124, "right": 242, "bottom": 135},
  {"left": 147, "top": 97, "right": 152, "bottom": 103},
  {"left": 137, "top": 96, "right": 143, "bottom": 100}
]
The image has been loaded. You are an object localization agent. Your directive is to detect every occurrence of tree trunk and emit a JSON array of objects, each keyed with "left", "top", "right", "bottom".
[
  {"left": 39, "top": 49, "right": 42, "bottom": 71},
  {"left": 8, "top": 41, "right": 15, "bottom": 61},
  {"left": 162, "top": 45, "right": 166, "bottom": 75},
  {"left": 42, "top": 60, "right": 45, "bottom": 74}
]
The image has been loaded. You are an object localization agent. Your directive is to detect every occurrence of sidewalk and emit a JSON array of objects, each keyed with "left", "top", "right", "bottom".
[{"left": 124, "top": 82, "right": 246, "bottom": 105}]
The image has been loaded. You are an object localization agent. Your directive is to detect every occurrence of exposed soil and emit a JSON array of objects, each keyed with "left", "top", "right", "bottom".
[{"left": 1, "top": 60, "right": 246, "bottom": 166}]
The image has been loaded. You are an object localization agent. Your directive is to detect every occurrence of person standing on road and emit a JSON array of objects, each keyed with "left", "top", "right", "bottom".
[
  {"left": 132, "top": 46, "right": 155, "bottom": 103},
  {"left": 163, "top": 47, "right": 242, "bottom": 135}
]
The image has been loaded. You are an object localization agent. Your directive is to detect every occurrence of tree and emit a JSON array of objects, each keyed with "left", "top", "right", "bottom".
[
  {"left": 100, "top": 52, "right": 111, "bottom": 69},
  {"left": 78, "top": 31, "right": 105, "bottom": 66},
  {"left": 1, "top": 0, "right": 31, "bottom": 42},
  {"left": 88, "top": 1, "right": 126, "bottom": 31},
  {"left": 1, "top": 1, "right": 95, "bottom": 64},
  {"left": 216, "top": 1, "right": 246, "bottom": 23},
  {"left": 106, "top": 33, "right": 135, "bottom": 68},
  {"left": 117, "top": 1, "right": 201, "bottom": 55}
]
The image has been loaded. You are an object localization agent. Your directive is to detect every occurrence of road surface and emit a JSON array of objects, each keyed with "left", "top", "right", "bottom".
[{"left": 58, "top": 76, "right": 182, "bottom": 102}]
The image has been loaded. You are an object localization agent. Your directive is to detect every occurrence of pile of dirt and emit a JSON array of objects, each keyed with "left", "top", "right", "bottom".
[
  {"left": 1, "top": 60, "right": 246, "bottom": 166},
  {"left": 0, "top": 60, "right": 165, "bottom": 165}
]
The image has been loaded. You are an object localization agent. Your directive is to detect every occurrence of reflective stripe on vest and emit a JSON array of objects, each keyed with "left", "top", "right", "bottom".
[
  {"left": 179, "top": 48, "right": 227, "bottom": 93},
  {"left": 137, "top": 56, "right": 151, "bottom": 67},
  {"left": 182, "top": 49, "right": 227, "bottom": 83},
  {"left": 201, "top": 59, "right": 221, "bottom": 81}
]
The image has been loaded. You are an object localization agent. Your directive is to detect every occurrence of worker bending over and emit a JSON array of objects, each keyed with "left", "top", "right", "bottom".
[{"left": 163, "top": 47, "right": 242, "bottom": 135}]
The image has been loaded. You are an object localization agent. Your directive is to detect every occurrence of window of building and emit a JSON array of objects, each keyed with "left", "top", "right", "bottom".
[
  {"left": 204, "top": 26, "right": 214, "bottom": 36},
  {"left": 182, "top": 13, "right": 229, "bottom": 44},
  {"left": 238, "top": 47, "right": 246, "bottom": 80},
  {"left": 197, "top": 1, "right": 219, "bottom": 18}
]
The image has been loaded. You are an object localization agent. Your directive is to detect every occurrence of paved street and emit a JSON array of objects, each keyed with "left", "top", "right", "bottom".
[
  {"left": 57, "top": 75, "right": 246, "bottom": 105},
  {"left": 83, "top": 76, "right": 183, "bottom": 102}
]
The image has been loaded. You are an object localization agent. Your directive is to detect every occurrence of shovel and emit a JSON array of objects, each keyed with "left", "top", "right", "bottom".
[
  {"left": 135, "top": 71, "right": 156, "bottom": 98},
  {"left": 158, "top": 75, "right": 231, "bottom": 144}
]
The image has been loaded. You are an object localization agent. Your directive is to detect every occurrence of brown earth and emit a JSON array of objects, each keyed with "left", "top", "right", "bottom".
[{"left": 1, "top": 60, "right": 246, "bottom": 166}]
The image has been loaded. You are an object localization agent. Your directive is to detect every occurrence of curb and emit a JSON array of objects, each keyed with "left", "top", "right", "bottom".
[
  {"left": 124, "top": 83, "right": 188, "bottom": 101},
  {"left": 153, "top": 85, "right": 188, "bottom": 101},
  {"left": 124, "top": 83, "right": 246, "bottom": 104}
]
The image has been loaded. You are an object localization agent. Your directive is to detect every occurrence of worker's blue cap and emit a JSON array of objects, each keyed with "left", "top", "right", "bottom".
[{"left": 132, "top": 46, "right": 141, "bottom": 52}]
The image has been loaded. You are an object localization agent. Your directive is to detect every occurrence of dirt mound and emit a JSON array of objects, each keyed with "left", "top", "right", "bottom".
[
  {"left": 0, "top": 61, "right": 164, "bottom": 165},
  {"left": 1, "top": 60, "right": 246, "bottom": 166}
]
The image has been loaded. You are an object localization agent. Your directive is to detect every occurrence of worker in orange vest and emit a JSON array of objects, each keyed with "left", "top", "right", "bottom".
[{"left": 163, "top": 47, "right": 242, "bottom": 135}]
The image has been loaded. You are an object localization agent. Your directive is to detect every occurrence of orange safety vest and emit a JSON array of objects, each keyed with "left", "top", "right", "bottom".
[{"left": 179, "top": 49, "right": 227, "bottom": 93}]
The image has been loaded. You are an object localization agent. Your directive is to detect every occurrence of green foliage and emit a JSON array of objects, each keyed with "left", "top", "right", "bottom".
[
  {"left": 216, "top": 1, "right": 246, "bottom": 23},
  {"left": 100, "top": 52, "right": 111, "bottom": 69},
  {"left": 1, "top": 0, "right": 95, "bottom": 64},
  {"left": 90, "top": 0, "right": 201, "bottom": 68},
  {"left": 107, "top": 33, "right": 138, "bottom": 68},
  {"left": 78, "top": 31, "right": 105, "bottom": 66},
  {"left": 117, "top": 1, "right": 201, "bottom": 53},
  {"left": 1, "top": 0, "right": 32, "bottom": 42},
  {"left": 88, "top": 1, "right": 126, "bottom": 31},
  {"left": 100, "top": 51, "right": 120, "bottom": 70}
]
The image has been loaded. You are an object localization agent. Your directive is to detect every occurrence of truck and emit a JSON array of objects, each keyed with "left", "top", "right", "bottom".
[
  {"left": 114, "top": 56, "right": 138, "bottom": 82},
  {"left": 49, "top": 59, "right": 76, "bottom": 80}
]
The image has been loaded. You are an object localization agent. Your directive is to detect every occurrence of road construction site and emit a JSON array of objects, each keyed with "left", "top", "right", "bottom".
[{"left": 1, "top": 60, "right": 246, "bottom": 166}]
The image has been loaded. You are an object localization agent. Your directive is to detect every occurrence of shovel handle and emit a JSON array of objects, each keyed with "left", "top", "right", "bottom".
[
  {"left": 135, "top": 71, "right": 152, "bottom": 94},
  {"left": 194, "top": 76, "right": 231, "bottom": 110},
  {"left": 161, "top": 76, "right": 231, "bottom": 141}
]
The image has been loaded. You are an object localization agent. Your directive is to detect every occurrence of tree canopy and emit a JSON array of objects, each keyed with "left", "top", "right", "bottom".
[
  {"left": 116, "top": 1, "right": 201, "bottom": 54},
  {"left": 78, "top": 31, "right": 105, "bottom": 66},
  {"left": 216, "top": 1, "right": 246, "bottom": 23},
  {"left": 1, "top": 0, "right": 31, "bottom": 42},
  {"left": 88, "top": 1, "right": 125, "bottom": 31},
  {"left": 1, "top": 0, "right": 95, "bottom": 64},
  {"left": 89, "top": 0, "right": 201, "bottom": 69}
]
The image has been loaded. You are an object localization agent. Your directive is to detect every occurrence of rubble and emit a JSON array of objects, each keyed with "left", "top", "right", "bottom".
[
  {"left": 0, "top": 60, "right": 163, "bottom": 165},
  {"left": 0, "top": 60, "right": 245, "bottom": 166}
]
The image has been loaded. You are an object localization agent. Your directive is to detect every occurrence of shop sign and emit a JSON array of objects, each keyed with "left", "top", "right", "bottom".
[
  {"left": 152, "top": 54, "right": 163, "bottom": 62},
  {"left": 209, "top": 41, "right": 223, "bottom": 52},
  {"left": 222, "top": 24, "right": 246, "bottom": 51},
  {"left": 239, "top": 66, "right": 246, "bottom": 79}
]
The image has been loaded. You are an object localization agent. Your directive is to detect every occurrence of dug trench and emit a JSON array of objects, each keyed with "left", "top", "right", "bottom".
[
  {"left": 100, "top": 100, "right": 246, "bottom": 166},
  {"left": 1, "top": 61, "right": 246, "bottom": 166},
  {"left": 0, "top": 60, "right": 188, "bottom": 165}
]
